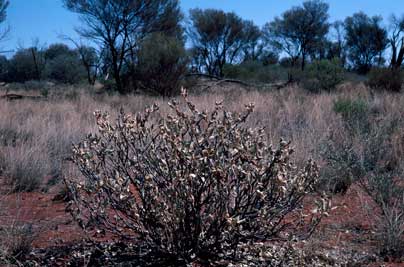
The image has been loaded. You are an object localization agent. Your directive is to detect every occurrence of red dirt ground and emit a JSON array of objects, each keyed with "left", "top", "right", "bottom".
[
  {"left": 1, "top": 181, "right": 403, "bottom": 266},
  {"left": 0, "top": 190, "right": 84, "bottom": 248}
]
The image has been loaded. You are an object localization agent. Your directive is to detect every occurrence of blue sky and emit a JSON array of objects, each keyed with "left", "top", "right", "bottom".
[{"left": 2, "top": 0, "right": 404, "bottom": 54}]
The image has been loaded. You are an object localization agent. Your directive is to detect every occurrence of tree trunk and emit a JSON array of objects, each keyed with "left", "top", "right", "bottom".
[
  {"left": 113, "top": 64, "right": 124, "bottom": 94},
  {"left": 31, "top": 48, "right": 41, "bottom": 81},
  {"left": 110, "top": 44, "right": 125, "bottom": 94},
  {"left": 301, "top": 52, "right": 306, "bottom": 71},
  {"left": 392, "top": 40, "right": 404, "bottom": 69}
]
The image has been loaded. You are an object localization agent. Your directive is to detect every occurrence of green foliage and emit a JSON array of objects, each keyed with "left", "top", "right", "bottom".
[
  {"left": 64, "top": 0, "right": 183, "bottom": 94},
  {"left": 44, "top": 54, "right": 86, "bottom": 84},
  {"left": 43, "top": 43, "right": 87, "bottom": 84},
  {"left": 5, "top": 43, "right": 94, "bottom": 84},
  {"left": 75, "top": 45, "right": 99, "bottom": 85},
  {"left": 344, "top": 12, "right": 388, "bottom": 73},
  {"left": 333, "top": 98, "right": 368, "bottom": 120},
  {"left": 7, "top": 47, "right": 45, "bottom": 82},
  {"left": 66, "top": 90, "right": 326, "bottom": 265},
  {"left": 0, "top": 55, "right": 8, "bottom": 81},
  {"left": 320, "top": 98, "right": 375, "bottom": 194},
  {"left": 322, "top": 98, "right": 404, "bottom": 259},
  {"left": 261, "top": 51, "right": 279, "bottom": 65},
  {"left": 223, "top": 60, "right": 288, "bottom": 83},
  {"left": 319, "top": 132, "right": 364, "bottom": 194},
  {"left": 131, "top": 33, "right": 188, "bottom": 96},
  {"left": 302, "top": 59, "right": 345, "bottom": 92},
  {"left": 189, "top": 8, "right": 261, "bottom": 77},
  {"left": 240, "top": 20, "right": 264, "bottom": 62},
  {"left": 44, "top": 43, "right": 75, "bottom": 60},
  {"left": 263, "top": 0, "right": 330, "bottom": 70},
  {"left": 367, "top": 68, "right": 403, "bottom": 92},
  {"left": 0, "top": 0, "right": 8, "bottom": 23},
  {"left": 333, "top": 97, "right": 370, "bottom": 133}
]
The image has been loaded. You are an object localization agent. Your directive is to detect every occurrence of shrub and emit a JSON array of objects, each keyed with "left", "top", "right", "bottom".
[
  {"left": 0, "top": 55, "right": 8, "bottom": 81},
  {"left": 131, "top": 33, "right": 188, "bottom": 96},
  {"left": 375, "top": 200, "right": 404, "bottom": 260},
  {"left": 223, "top": 61, "right": 288, "bottom": 83},
  {"left": 279, "top": 57, "right": 301, "bottom": 69},
  {"left": 319, "top": 132, "right": 363, "bottom": 194},
  {"left": 44, "top": 54, "right": 86, "bottom": 84},
  {"left": 287, "top": 67, "right": 305, "bottom": 83},
  {"left": 367, "top": 68, "right": 403, "bottom": 92},
  {"left": 321, "top": 103, "right": 396, "bottom": 194},
  {"left": 2, "top": 146, "right": 47, "bottom": 192},
  {"left": 333, "top": 97, "right": 370, "bottom": 134},
  {"left": 6, "top": 47, "right": 46, "bottom": 83},
  {"left": 302, "top": 59, "right": 344, "bottom": 93},
  {"left": 66, "top": 90, "right": 327, "bottom": 265},
  {"left": 44, "top": 43, "right": 75, "bottom": 61},
  {"left": 261, "top": 51, "right": 279, "bottom": 66},
  {"left": 361, "top": 172, "right": 404, "bottom": 260},
  {"left": 322, "top": 105, "right": 404, "bottom": 258},
  {"left": 0, "top": 223, "right": 35, "bottom": 264}
]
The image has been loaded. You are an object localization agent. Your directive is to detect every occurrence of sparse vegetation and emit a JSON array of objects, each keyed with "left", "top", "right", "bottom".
[
  {"left": 333, "top": 97, "right": 370, "bottom": 133},
  {"left": 4, "top": 0, "right": 404, "bottom": 265},
  {"left": 367, "top": 67, "right": 403, "bottom": 92},
  {"left": 302, "top": 58, "right": 345, "bottom": 93},
  {"left": 0, "top": 83, "right": 403, "bottom": 265},
  {"left": 0, "top": 223, "right": 35, "bottom": 264},
  {"left": 223, "top": 61, "right": 288, "bottom": 84}
]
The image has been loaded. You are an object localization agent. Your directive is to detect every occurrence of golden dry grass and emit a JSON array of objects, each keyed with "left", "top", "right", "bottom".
[{"left": 0, "top": 83, "right": 404, "bottom": 191}]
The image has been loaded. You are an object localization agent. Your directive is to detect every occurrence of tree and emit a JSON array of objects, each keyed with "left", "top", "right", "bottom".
[
  {"left": 44, "top": 43, "right": 75, "bottom": 60},
  {"left": 388, "top": 14, "right": 404, "bottom": 70},
  {"left": 62, "top": 36, "right": 102, "bottom": 85},
  {"left": 188, "top": 8, "right": 247, "bottom": 77},
  {"left": 131, "top": 32, "right": 188, "bottom": 96},
  {"left": 75, "top": 45, "right": 100, "bottom": 85},
  {"left": 0, "top": 55, "right": 8, "bottom": 81},
  {"left": 63, "top": 0, "right": 183, "bottom": 94},
  {"left": 240, "top": 20, "right": 263, "bottom": 62},
  {"left": 29, "top": 40, "right": 47, "bottom": 81},
  {"left": 45, "top": 55, "right": 86, "bottom": 84},
  {"left": 7, "top": 44, "right": 46, "bottom": 82},
  {"left": 42, "top": 43, "right": 88, "bottom": 84},
  {"left": 263, "top": 0, "right": 330, "bottom": 70},
  {"left": 8, "top": 49, "right": 38, "bottom": 82},
  {"left": 325, "top": 21, "right": 347, "bottom": 64},
  {"left": 344, "top": 12, "right": 388, "bottom": 73},
  {"left": 0, "top": 0, "right": 9, "bottom": 42}
]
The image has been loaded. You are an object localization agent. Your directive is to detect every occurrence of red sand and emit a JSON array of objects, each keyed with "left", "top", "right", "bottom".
[{"left": 0, "top": 182, "right": 403, "bottom": 265}]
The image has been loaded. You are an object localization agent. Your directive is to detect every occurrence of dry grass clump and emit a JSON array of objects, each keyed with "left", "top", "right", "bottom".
[
  {"left": 0, "top": 192, "right": 36, "bottom": 265},
  {"left": 0, "top": 223, "right": 36, "bottom": 264},
  {"left": 0, "top": 97, "right": 96, "bottom": 191}
]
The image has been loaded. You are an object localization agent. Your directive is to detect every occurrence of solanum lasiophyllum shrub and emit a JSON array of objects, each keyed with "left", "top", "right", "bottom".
[{"left": 66, "top": 89, "right": 328, "bottom": 264}]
